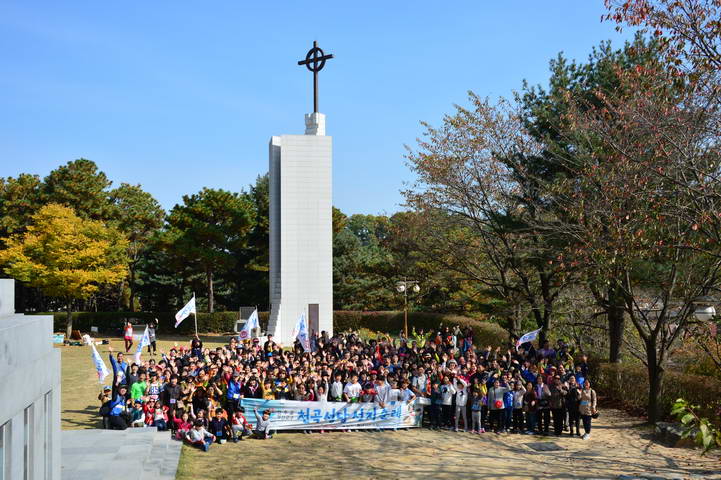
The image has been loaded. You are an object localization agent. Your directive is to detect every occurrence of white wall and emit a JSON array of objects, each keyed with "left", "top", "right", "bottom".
[
  {"left": 0, "top": 279, "right": 14, "bottom": 316},
  {"left": 0, "top": 281, "right": 60, "bottom": 480}
]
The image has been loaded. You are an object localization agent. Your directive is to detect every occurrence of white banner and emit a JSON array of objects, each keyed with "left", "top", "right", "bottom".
[
  {"left": 239, "top": 309, "right": 259, "bottom": 340},
  {"left": 175, "top": 295, "right": 196, "bottom": 328},
  {"left": 134, "top": 325, "right": 151, "bottom": 364},
  {"left": 90, "top": 342, "right": 110, "bottom": 384},
  {"left": 239, "top": 398, "right": 425, "bottom": 430},
  {"left": 293, "top": 312, "right": 311, "bottom": 352},
  {"left": 516, "top": 327, "right": 542, "bottom": 347}
]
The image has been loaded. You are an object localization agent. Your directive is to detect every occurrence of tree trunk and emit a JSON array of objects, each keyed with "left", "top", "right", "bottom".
[
  {"left": 117, "top": 279, "right": 125, "bottom": 311},
  {"left": 535, "top": 309, "right": 551, "bottom": 345},
  {"left": 510, "top": 304, "right": 522, "bottom": 336},
  {"left": 207, "top": 269, "right": 214, "bottom": 313},
  {"left": 129, "top": 267, "right": 136, "bottom": 312},
  {"left": 608, "top": 285, "right": 625, "bottom": 363},
  {"left": 65, "top": 299, "right": 73, "bottom": 339},
  {"left": 646, "top": 341, "right": 664, "bottom": 424}
]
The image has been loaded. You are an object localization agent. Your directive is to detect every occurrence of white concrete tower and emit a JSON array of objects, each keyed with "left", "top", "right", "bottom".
[{"left": 267, "top": 111, "right": 333, "bottom": 345}]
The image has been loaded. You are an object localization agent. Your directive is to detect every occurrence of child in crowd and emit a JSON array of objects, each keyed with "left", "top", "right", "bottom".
[
  {"left": 230, "top": 408, "right": 253, "bottom": 442},
  {"left": 173, "top": 410, "right": 193, "bottom": 440},
  {"left": 454, "top": 376, "right": 468, "bottom": 432},
  {"left": 130, "top": 400, "right": 145, "bottom": 428},
  {"left": 209, "top": 408, "right": 230, "bottom": 444},
  {"left": 503, "top": 382, "right": 515, "bottom": 432},
  {"left": 153, "top": 400, "right": 168, "bottom": 431},
  {"left": 252, "top": 408, "right": 273, "bottom": 439},
  {"left": 430, "top": 381, "right": 442, "bottom": 429},
  {"left": 440, "top": 377, "right": 456, "bottom": 429},
  {"left": 186, "top": 420, "right": 214, "bottom": 452},
  {"left": 471, "top": 391, "right": 484, "bottom": 434}
]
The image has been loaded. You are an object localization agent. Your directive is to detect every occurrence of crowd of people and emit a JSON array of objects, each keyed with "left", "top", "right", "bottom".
[{"left": 98, "top": 325, "right": 598, "bottom": 451}]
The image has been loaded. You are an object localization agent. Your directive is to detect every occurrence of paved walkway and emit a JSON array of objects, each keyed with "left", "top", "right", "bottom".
[
  {"left": 176, "top": 409, "right": 721, "bottom": 479},
  {"left": 61, "top": 427, "right": 181, "bottom": 480}
]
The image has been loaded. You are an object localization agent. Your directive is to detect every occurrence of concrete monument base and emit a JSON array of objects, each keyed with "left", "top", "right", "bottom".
[{"left": 0, "top": 279, "right": 61, "bottom": 480}]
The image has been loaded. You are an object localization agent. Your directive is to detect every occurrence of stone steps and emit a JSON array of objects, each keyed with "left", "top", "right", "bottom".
[{"left": 61, "top": 427, "right": 182, "bottom": 480}]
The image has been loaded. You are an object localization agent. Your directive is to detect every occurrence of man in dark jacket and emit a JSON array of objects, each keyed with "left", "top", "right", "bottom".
[
  {"left": 549, "top": 377, "right": 568, "bottom": 436},
  {"left": 107, "top": 385, "right": 130, "bottom": 430}
]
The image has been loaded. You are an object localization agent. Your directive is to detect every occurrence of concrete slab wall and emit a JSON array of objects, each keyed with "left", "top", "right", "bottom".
[{"left": 0, "top": 280, "right": 61, "bottom": 480}]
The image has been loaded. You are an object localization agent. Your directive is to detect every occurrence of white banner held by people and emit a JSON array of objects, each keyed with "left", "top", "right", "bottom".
[
  {"left": 175, "top": 295, "right": 196, "bottom": 328},
  {"left": 134, "top": 325, "right": 151, "bottom": 364},
  {"left": 240, "top": 398, "right": 423, "bottom": 430},
  {"left": 239, "top": 308, "right": 259, "bottom": 340},
  {"left": 90, "top": 342, "right": 110, "bottom": 383},
  {"left": 516, "top": 327, "right": 542, "bottom": 347}
]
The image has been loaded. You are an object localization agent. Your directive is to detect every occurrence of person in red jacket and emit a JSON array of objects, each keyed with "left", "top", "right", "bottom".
[
  {"left": 172, "top": 410, "right": 192, "bottom": 440},
  {"left": 230, "top": 407, "right": 253, "bottom": 442}
]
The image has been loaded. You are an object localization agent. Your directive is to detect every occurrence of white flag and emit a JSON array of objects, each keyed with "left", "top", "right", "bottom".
[
  {"left": 293, "top": 312, "right": 311, "bottom": 352},
  {"left": 175, "top": 295, "right": 196, "bottom": 328},
  {"left": 134, "top": 325, "right": 151, "bottom": 364},
  {"left": 238, "top": 309, "right": 259, "bottom": 340},
  {"left": 90, "top": 342, "right": 110, "bottom": 384},
  {"left": 516, "top": 328, "right": 542, "bottom": 347}
]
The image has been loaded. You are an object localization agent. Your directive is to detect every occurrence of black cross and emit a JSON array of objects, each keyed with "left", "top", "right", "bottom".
[{"left": 297, "top": 41, "right": 333, "bottom": 113}]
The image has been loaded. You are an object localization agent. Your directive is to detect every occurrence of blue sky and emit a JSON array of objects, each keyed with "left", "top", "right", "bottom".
[{"left": 0, "top": 1, "right": 634, "bottom": 215}]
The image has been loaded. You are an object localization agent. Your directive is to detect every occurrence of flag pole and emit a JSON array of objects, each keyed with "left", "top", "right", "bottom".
[{"left": 193, "top": 292, "right": 198, "bottom": 337}]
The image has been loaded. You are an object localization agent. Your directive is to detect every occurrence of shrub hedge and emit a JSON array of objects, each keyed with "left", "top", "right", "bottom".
[
  {"left": 333, "top": 311, "right": 507, "bottom": 347},
  {"left": 39, "top": 310, "right": 508, "bottom": 346},
  {"left": 40, "top": 311, "right": 270, "bottom": 336},
  {"left": 595, "top": 362, "right": 721, "bottom": 422}
]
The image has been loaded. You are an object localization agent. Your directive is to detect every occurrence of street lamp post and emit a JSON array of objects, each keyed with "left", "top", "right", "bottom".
[
  {"left": 396, "top": 278, "right": 420, "bottom": 339},
  {"left": 693, "top": 295, "right": 717, "bottom": 321}
]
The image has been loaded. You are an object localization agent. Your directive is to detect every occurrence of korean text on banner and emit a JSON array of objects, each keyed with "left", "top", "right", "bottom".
[{"left": 239, "top": 398, "right": 424, "bottom": 430}]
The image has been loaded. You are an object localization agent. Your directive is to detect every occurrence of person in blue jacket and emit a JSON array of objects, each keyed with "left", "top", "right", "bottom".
[
  {"left": 227, "top": 371, "right": 243, "bottom": 412},
  {"left": 108, "top": 345, "right": 129, "bottom": 398},
  {"left": 521, "top": 363, "right": 537, "bottom": 385},
  {"left": 107, "top": 385, "right": 130, "bottom": 430},
  {"left": 503, "top": 383, "right": 515, "bottom": 432},
  {"left": 574, "top": 365, "right": 586, "bottom": 391}
]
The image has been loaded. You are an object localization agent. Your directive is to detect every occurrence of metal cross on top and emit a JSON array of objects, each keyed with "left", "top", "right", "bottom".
[{"left": 297, "top": 41, "right": 333, "bottom": 113}]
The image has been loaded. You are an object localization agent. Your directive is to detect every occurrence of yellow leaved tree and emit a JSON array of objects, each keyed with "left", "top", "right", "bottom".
[{"left": 0, "top": 203, "right": 128, "bottom": 337}]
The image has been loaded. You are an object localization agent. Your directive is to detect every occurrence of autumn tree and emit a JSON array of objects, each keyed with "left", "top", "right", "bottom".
[
  {"left": 166, "top": 188, "right": 255, "bottom": 312},
  {"left": 604, "top": 0, "right": 721, "bottom": 73},
  {"left": 521, "top": 35, "right": 666, "bottom": 362},
  {"left": 548, "top": 61, "right": 721, "bottom": 423},
  {"left": 404, "top": 94, "right": 571, "bottom": 339},
  {"left": 109, "top": 183, "right": 164, "bottom": 311},
  {"left": 0, "top": 204, "right": 128, "bottom": 337}
]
